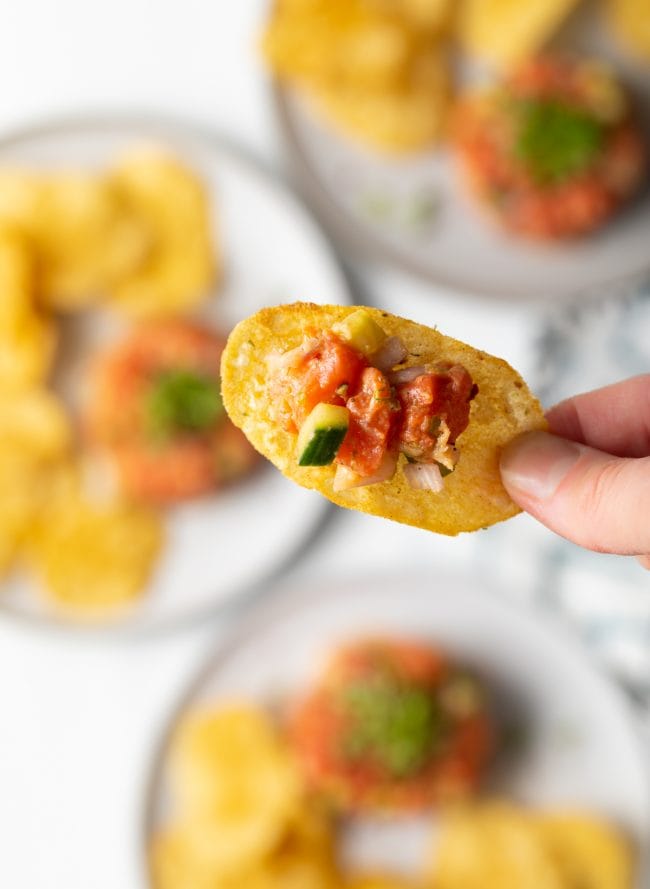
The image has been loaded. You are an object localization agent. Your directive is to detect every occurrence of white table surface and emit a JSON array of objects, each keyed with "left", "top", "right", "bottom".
[{"left": 0, "top": 4, "right": 551, "bottom": 888}]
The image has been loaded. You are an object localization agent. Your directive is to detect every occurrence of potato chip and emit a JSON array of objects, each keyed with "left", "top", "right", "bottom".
[
  {"left": 263, "top": 0, "right": 451, "bottom": 151},
  {"left": 606, "top": 0, "right": 650, "bottom": 60},
  {"left": 168, "top": 706, "right": 302, "bottom": 874},
  {"left": 457, "top": 0, "right": 581, "bottom": 69},
  {"left": 538, "top": 812, "right": 634, "bottom": 889},
  {"left": 344, "top": 876, "right": 418, "bottom": 889},
  {"left": 309, "top": 48, "right": 448, "bottom": 152},
  {"left": 430, "top": 803, "right": 565, "bottom": 889},
  {"left": 264, "top": 2, "right": 410, "bottom": 90},
  {"left": 26, "top": 480, "right": 163, "bottom": 613},
  {"left": 0, "top": 388, "right": 70, "bottom": 461},
  {"left": 0, "top": 230, "right": 56, "bottom": 389},
  {"left": 151, "top": 828, "right": 242, "bottom": 889},
  {"left": 0, "top": 229, "right": 34, "bottom": 326},
  {"left": 108, "top": 149, "right": 217, "bottom": 318},
  {"left": 221, "top": 304, "right": 546, "bottom": 535},
  {"left": 0, "top": 312, "right": 56, "bottom": 390},
  {"left": 0, "top": 170, "right": 150, "bottom": 310}
]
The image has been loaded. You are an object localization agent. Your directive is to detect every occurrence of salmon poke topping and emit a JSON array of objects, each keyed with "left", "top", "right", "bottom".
[
  {"left": 453, "top": 57, "right": 647, "bottom": 239},
  {"left": 88, "top": 320, "right": 259, "bottom": 503},
  {"left": 289, "top": 639, "right": 494, "bottom": 813},
  {"left": 270, "top": 311, "right": 477, "bottom": 492}
]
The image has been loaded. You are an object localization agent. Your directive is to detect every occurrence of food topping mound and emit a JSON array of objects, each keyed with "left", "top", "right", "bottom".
[
  {"left": 453, "top": 57, "right": 647, "bottom": 239},
  {"left": 289, "top": 638, "right": 493, "bottom": 812},
  {"left": 270, "top": 309, "right": 477, "bottom": 493}
]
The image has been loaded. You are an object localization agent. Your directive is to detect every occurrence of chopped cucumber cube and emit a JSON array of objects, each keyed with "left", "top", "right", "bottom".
[{"left": 297, "top": 403, "right": 349, "bottom": 466}]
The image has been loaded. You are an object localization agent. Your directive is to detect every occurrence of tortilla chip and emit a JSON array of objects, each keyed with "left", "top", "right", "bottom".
[{"left": 221, "top": 304, "right": 546, "bottom": 535}]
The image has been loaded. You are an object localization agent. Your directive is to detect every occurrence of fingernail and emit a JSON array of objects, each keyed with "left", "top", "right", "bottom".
[{"left": 500, "top": 431, "right": 584, "bottom": 501}]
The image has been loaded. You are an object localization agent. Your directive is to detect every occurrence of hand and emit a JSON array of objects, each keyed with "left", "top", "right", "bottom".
[{"left": 499, "top": 375, "right": 650, "bottom": 568}]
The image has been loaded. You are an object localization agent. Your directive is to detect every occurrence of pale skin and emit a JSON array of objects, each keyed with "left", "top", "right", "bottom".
[{"left": 499, "top": 375, "right": 650, "bottom": 569}]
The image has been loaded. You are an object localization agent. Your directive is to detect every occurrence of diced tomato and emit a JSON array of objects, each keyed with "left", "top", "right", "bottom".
[
  {"left": 335, "top": 367, "right": 399, "bottom": 477},
  {"left": 276, "top": 333, "right": 367, "bottom": 431},
  {"left": 397, "top": 366, "right": 475, "bottom": 458}
]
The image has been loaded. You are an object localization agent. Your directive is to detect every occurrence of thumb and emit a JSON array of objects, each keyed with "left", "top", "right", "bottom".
[{"left": 499, "top": 431, "right": 650, "bottom": 556}]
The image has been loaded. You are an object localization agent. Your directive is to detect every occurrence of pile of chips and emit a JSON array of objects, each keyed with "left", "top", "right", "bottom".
[
  {"left": 150, "top": 702, "right": 636, "bottom": 889},
  {"left": 0, "top": 147, "right": 218, "bottom": 616},
  {"left": 263, "top": 0, "right": 649, "bottom": 153}
]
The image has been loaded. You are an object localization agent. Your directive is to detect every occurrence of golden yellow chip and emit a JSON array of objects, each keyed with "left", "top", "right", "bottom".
[
  {"left": 150, "top": 828, "right": 243, "bottom": 889},
  {"left": 108, "top": 149, "right": 217, "bottom": 318},
  {"left": 344, "top": 876, "right": 419, "bottom": 889},
  {"left": 264, "top": 2, "right": 410, "bottom": 90},
  {"left": 606, "top": 0, "right": 650, "bottom": 59},
  {"left": 0, "top": 229, "right": 34, "bottom": 326},
  {"left": 0, "top": 229, "right": 56, "bottom": 389},
  {"left": 263, "top": 0, "right": 451, "bottom": 152},
  {"left": 0, "top": 388, "right": 70, "bottom": 461},
  {"left": 221, "top": 303, "right": 546, "bottom": 535},
  {"left": 0, "top": 170, "right": 150, "bottom": 310},
  {"left": 0, "top": 312, "right": 56, "bottom": 390},
  {"left": 538, "top": 812, "right": 634, "bottom": 889},
  {"left": 430, "top": 803, "right": 565, "bottom": 889},
  {"left": 309, "top": 47, "right": 448, "bottom": 152},
  {"left": 26, "top": 483, "right": 163, "bottom": 613},
  {"left": 457, "top": 0, "right": 581, "bottom": 69},
  {"left": 168, "top": 705, "right": 302, "bottom": 874}
]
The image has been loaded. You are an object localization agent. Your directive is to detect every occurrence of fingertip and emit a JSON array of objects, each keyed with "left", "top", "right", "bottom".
[{"left": 499, "top": 431, "right": 583, "bottom": 503}]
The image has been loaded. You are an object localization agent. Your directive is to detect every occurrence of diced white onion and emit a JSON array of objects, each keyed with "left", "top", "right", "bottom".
[
  {"left": 403, "top": 461, "right": 444, "bottom": 492},
  {"left": 388, "top": 365, "right": 427, "bottom": 385},
  {"left": 266, "top": 338, "right": 318, "bottom": 371},
  {"left": 373, "top": 336, "right": 408, "bottom": 371},
  {"left": 333, "top": 450, "right": 398, "bottom": 492}
]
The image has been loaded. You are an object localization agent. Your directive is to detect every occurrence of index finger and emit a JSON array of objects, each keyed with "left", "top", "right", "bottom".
[{"left": 547, "top": 374, "right": 650, "bottom": 458}]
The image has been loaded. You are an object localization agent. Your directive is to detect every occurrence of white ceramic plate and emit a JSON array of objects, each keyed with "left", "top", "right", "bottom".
[
  {"left": 144, "top": 575, "right": 650, "bottom": 884},
  {"left": 0, "top": 115, "right": 351, "bottom": 631},
  {"left": 273, "top": 8, "right": 650, "bottom": 303}
]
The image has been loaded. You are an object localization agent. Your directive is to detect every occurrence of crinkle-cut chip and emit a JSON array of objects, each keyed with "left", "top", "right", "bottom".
[
  {"left": 107, "top": 149, "right": 217, "bottom": 318},
  {"left": 0, "top": 388, "right": 70, "bottom": 461},
  {"left": 0, "top": 170, "right": 150, "bottom": 310},
  {"left": 606, "top": 0, "right": 650, "bottom": 60},
  {"left": 221, "top": 304, "right": 546, "bottom": 535},
  {"left": 430, "top": 803, "right": 566, "bottom": 889},
  {"left": 457, "top": 0, "right": 581, "bottom": 69},
  {"left": 168, "top": 706, "right": 302, "bottom": 873},
  {"left": 537, "top": 812, "right": 635, "bottom": 889},
  {"left": 26, "top": 486, "right": 163, "bottom": 614}
]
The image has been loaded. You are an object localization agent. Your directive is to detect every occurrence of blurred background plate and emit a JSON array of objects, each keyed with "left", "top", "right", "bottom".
[
  {"left": 272, "top": 4, "right": 650, "bottom": 305},
  {"left": 0, "top": 115, "right": 351, "bottom": 631},
  {"left": 144, "top": 574, "right": 650, "bottom": 883}
]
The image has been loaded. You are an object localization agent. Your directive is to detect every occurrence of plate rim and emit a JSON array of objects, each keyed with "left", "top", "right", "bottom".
[
  {"left": 272, "top": 81, "right": 650, "bottom": 307},
  {"left": 140, "top": 571, "right": 650, "bottom": 886},
  {"left": 0, "top": 110, "right": 351, "bottom": 636}
]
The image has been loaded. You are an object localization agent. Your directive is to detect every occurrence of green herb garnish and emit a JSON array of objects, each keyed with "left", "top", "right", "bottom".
[
  {"left": 147, "top": 369, "right": 223, "bottom": 440},
  {"left": 340, "top": 675, "right": 442, "bottom": 778},
  {"left": 515, "top": 98, "right": 604, "bottom": 185}
]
